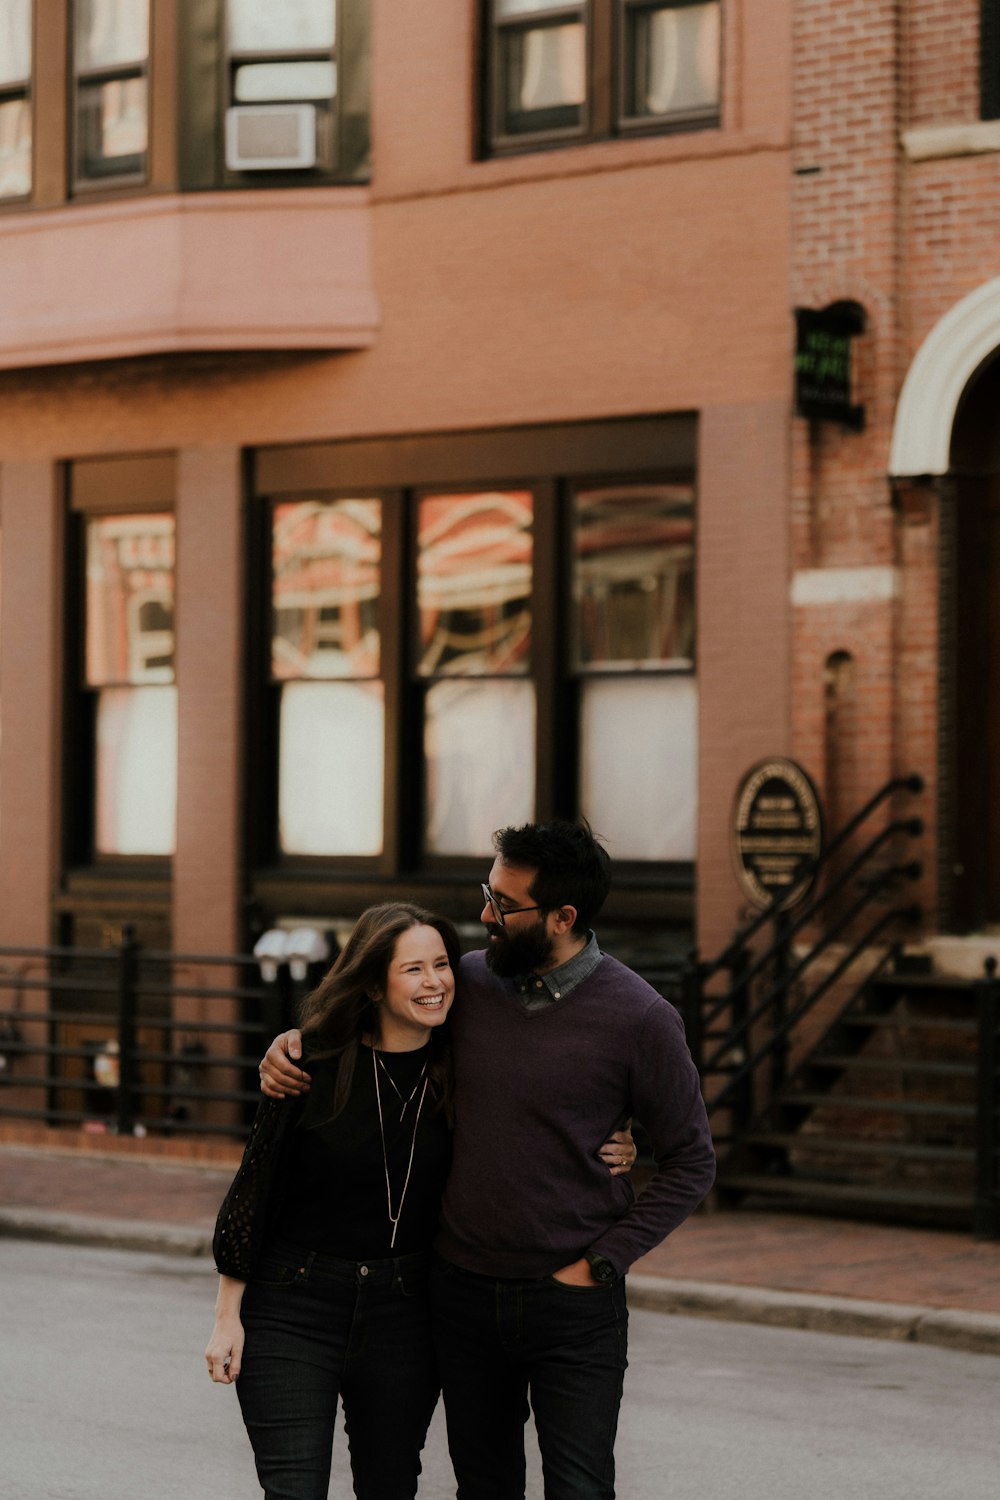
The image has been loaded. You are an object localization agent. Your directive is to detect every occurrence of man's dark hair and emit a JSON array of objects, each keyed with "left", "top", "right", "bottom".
[{"left": 492, "top": 821, "right": 612, "bottom": 934}]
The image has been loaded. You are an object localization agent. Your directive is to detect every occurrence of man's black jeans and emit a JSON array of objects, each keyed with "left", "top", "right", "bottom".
[
  {"left": 430, "top": 1256, "right": 628, "bottom": 1500},
  {"left": 235, "top": 1243, "right": 440, "bottom": 1500}
]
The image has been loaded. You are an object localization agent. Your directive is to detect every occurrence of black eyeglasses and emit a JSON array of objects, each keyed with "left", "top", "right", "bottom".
[{"left": 480, "top": 883, "right": 544, "bottom": 928}]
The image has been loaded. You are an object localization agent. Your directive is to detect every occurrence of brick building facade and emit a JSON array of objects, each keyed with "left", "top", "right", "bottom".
[{"left": 2, "top": 0, "right": 1000, "bottom": 1010}]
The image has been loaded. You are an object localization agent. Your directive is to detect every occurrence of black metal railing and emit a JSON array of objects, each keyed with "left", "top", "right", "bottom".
[
  {"left": 974, "top": 958, "right": 1000, "bottom": 1238},
  {"left": 0, "top": 928, "right": 308, "bottom": 1139},
  {"left": 681, "top": 774, "right": 925, "bottom": 1142}
]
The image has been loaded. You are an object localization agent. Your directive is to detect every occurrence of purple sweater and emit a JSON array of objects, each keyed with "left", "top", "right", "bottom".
[{"left": 435, "top": 950, "right": 716, "bottom": 1278}]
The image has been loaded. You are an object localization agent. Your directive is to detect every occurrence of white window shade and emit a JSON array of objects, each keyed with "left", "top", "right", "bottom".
[
  {"left": 95, "top": 685, "right": 177, "bottom": 855},
  {"left": 424, "top": 679, "right": 535, "bottom": 856},
  {"left": 278, "top": 680, "right": 384, "bottom": 855},
  {"left": 580, "top": 676, "right": 697, "bottom": 860}
]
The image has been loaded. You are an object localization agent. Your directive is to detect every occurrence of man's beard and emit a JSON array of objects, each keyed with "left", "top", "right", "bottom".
[{"left": 484, "top": 920, "right": 556, "bottom": 978}]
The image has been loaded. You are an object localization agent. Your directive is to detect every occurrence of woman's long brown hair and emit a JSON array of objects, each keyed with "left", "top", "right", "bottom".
[{"left": 298, "top": 902, "right": 459, "bottom": 1122}]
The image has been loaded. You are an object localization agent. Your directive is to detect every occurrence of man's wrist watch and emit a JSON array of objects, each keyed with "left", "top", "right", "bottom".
[{"left": 584, "top": 1251, "right": 618, "bottom": 1285}]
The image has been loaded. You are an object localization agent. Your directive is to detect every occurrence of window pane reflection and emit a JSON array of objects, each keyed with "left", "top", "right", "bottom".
[
  {"left": 93, "top": 75, "right": 147, "bottom": 158},
  {"left": 505, "top": 24, "right": 585, "bottom": 128},
  {"left": 0, "top": 0, "right": 31, "bottom": 86},
  {"left": 76, "top": 0, "right": 149, "bottom": 70},
  {"left": 279, "top": 681, "right": 384, "bottom": 855},
  {"left": 0, "top": 98, "right": 31, "bottom": 198},
  {"left": 96, "top": 684, "right": 177, "bottom": 855},
  {"left": 497, "top": 0, "right": 574, "bottom": 14},
  {"left": 417, "top": 492, "right": 532, "bottom": 676},
  {"left": 272, "top": 499, "right": 380, "bottom": 680},
  {"left": 86, "top": 515, "right": 175, "bottom": 687},
  {"left": 574, "top": 485, "right": 694, "bottom": 668},
  {"left": 228, "top": 0, "right": 336, "bottom": 52},
  {"left": 235, "top": 61, "right": 337, "bottom": 102},
  {"left": 580, "top": 676, "right": 696, "bottom": 860},
  {"left": 629, "top": 2, "right": 720, "bottom": 119},
  {"left": 424, "top": 680, "right": 535, "bottom": 855}
]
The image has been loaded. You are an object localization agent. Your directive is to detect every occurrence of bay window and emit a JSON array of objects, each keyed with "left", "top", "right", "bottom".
[
  {"left": 74, "top": 0, "right": 150, "bottom": 184},
  {"left": 2, "top": 1, "right": 368, "bottom": 208}
]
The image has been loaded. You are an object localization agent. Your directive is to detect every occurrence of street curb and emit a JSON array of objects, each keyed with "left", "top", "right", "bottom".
[
  {"left": 626, "top": 1275, "right": 1000, "bottom": 1358},
  {"left": 3, "top": 1211, "right": 998, "bottom": 1358},
  {"left": 0, "top": 1207, "right": 213, "bottom": 1259}
]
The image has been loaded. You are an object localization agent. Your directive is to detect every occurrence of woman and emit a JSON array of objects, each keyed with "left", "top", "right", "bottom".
[{"left": 206, "top": 901, "right": 633, "bottom": 1500}]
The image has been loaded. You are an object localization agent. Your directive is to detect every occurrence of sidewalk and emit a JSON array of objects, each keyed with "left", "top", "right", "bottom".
[{"left": 2, "top": 1135, "right": 998, "bottom": 1357}]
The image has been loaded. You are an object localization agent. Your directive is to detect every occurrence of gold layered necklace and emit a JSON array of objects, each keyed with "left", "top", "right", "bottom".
[
  {"left": 372, "top": 1047, "right": 430, "bottom": 1249},
  {"left": 375, "top": 1050, "right": 427, "bottom": 1122}
]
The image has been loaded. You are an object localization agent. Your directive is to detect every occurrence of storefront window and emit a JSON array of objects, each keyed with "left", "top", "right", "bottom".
[
  {"left": 271, "top": 498, "right": 383, "bottom": 856},
  {"left": 573, "top": 483, "right": 696, "bottom": 859},
  {"left": 85, "top": 513, "right": 176, "bottom": 855},
  {"left": 418, "top": 492, "right": 535, "bottom": 856}
]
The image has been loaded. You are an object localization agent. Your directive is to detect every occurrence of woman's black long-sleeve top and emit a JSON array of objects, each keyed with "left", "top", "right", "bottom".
[{"left": 213, "top": 1044, "right": 452, "bottom": 1281}]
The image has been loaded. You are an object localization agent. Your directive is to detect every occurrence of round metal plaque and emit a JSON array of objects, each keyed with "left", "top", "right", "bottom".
[{"left": 731, "top": 758, "right": 823, "bottom": 911}]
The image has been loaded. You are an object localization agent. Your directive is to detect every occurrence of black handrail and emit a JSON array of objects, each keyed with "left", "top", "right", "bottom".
[{"left": 686, "top": 773, "right": 925, "bottom": 1139}]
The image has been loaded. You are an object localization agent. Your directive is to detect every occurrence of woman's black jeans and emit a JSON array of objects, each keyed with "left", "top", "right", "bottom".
[{"left": 236, "top": 1242, "right": 440, "bottom": 1500}]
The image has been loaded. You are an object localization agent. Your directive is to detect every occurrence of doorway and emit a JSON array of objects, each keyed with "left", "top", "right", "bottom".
[{"left": 949, "top": 354, "right": 1000, "bottom": 930}]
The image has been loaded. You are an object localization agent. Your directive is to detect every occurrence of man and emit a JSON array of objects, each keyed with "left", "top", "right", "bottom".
[{"left": 260, "top": 821, "right": 715, "bottom": 1500}]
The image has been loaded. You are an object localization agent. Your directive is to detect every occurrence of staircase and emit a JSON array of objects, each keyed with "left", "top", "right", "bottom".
[
  {"left": 715, "top": 961, "right": 981, "bottom": 1227},
  {"left": 683, "top": 773, "right": 1000, "bottom": 1237}
]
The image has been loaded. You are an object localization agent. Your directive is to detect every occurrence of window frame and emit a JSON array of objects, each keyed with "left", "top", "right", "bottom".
[
  {"left": 482, "top": 0, "right": 722, "bottom": 158},
  {"left": 2, "top": 0, "right": 369, "bottom": 210},
  {"left": 63, "top": 454, "right": 177, "bottom": 879},
  {"left": 983, "top": 0, "right": 1000, "bottom": 120},
  {"left": 71, "top": 0, "right": 152, "bottom": 190},
  {"left": 0, "top": 0, "right": 34, "bottom": 204},
  {"left": 249, "top": 418, "right": 698, "bottom": 924}
]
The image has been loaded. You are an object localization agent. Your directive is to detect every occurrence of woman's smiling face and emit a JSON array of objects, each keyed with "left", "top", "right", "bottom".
[{"left": 375, "top": 923, "right": 456, "bottom": 1050}]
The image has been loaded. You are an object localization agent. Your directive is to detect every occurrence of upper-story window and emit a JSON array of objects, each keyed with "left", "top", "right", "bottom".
[
  {"left": 0, "top": 0, "right": 32, "bottom": 200},
  {"left": 0, "top": 1, "right": 368, "bottom": 210},
  {"left": 74, "top": 0, "right": 150, "bottom": 185},
  {"left": 484, "top": 0, "right": 721, "bottom": 154},
  {"left": 225, "top": 0, "right": 341, "bottom": 173}
]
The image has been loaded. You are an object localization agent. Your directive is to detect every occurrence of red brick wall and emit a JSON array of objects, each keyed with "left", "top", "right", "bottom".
[{"left": 906, "top": 2, "right": 980, "bottom": 127}]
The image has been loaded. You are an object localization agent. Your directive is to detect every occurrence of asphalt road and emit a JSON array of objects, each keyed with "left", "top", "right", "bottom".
[{"left": 2, "top": 1239, "right": 998, "bottom": 1500}]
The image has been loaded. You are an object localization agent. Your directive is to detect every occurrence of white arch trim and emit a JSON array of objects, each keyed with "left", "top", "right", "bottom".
[{"left": 890, "top": 275, "right": 1000, "bottom": 477}]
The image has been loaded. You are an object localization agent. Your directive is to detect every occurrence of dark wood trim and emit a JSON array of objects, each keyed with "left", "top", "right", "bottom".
[
  {"left": 32, "top": 0, "right": 69, "bottom": 207},
  {"left": 983, "top": 0, "right": 1000, "bottom": 119},
  {"left": 532, "top": 480, "right": 562, "bottom": 822},
  {"left": 149, "top": 0, "right": 180, "bottom": 191},
  {"left": 255, "top": 416, "right": 698, "bottom": 498},
  {"left": 248, "top": 870, "right": 693, "bottom": 929},
  {"left": 380, "top": 492, "right": 407, "bottom": 874},
  {"left": 71, "top": 454, "right": 177, "bottom": 513}
]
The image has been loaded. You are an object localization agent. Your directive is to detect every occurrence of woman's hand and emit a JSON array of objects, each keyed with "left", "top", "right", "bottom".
[
  {"left": 259, "top": 1028, "right": 310, "bottom": 1099},
  {"left": 599, "top": 1126, "right": 637, "bottom": 1177},
  {"left": 205, "top": 1313, "right": 244, "bottom": 1384},
  {"left": 206, "top": 1275, "right": 246, "bottom": 1384}
]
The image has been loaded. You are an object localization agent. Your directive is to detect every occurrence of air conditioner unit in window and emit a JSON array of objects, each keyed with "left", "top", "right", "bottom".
[{"left": 225, "top": 103, "right": 318, "bottom": 171}]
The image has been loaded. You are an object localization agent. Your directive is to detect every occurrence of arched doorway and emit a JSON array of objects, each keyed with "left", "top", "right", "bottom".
[
  {"left": 890, "top": 276, "right": 1000, "bottom": 931},
  {"left": 950, "top": 355, "right": 1000, "bottom": 928}
]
